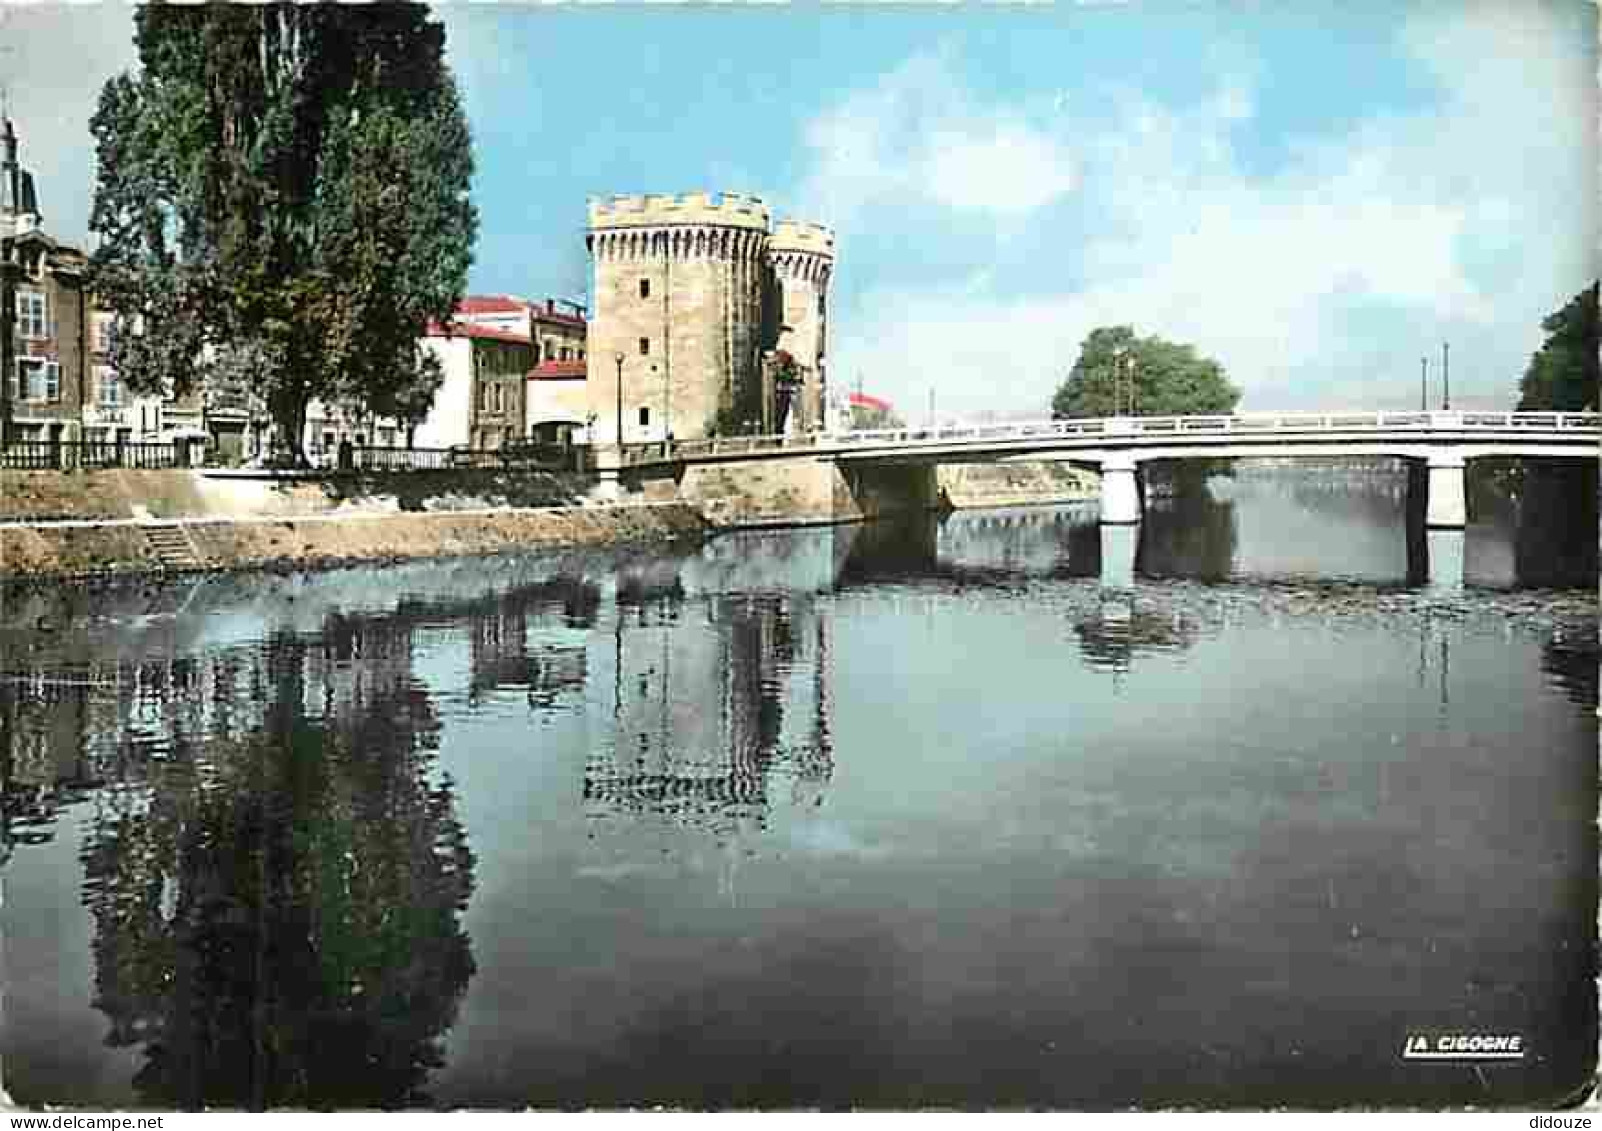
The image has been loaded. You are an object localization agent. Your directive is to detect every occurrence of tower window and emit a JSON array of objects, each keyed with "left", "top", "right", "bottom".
[
  {"left": 639, "top": 279, "right": 651, "bottom": 299},
  {"left": 638, "top": 406, "right": 651, "bottom": 427},
  {"left": 638, "top": 337, "right": 650, "bottom": 357}
]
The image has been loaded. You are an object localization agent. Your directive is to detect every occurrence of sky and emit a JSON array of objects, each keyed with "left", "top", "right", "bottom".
[{"left": 2, "top": 1, "right": 1597, "bottom": 416}]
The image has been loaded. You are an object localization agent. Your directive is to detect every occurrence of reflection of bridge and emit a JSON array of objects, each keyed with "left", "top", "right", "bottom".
[{"left": 610, "top": 411, "right": 1598, "bottom": 529}]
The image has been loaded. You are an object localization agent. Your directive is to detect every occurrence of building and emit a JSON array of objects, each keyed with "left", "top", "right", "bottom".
[
  {"left": 526, "top": 359, "right": 589, "bottom": 443},
  {"left": 585, "top": 192, "right": 834, "bottom": 444},
  {"left": 455, "top": 294, "right": 587, "bottom": 366},
  {"left": 456, "top": 294, "right": 589, "bottom": 444},
  {"left": 2, "top": 117, "right": 92, "bottom": 446},
  {"left": 414, "top": 319, "right": 533, "bottom": 450}
]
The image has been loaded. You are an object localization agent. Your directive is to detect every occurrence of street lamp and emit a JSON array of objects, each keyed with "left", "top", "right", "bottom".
[
  {"left": 653, "top": 362, "right": 666, "bottom": 452},
  {"left": 1442, "top": 341, "right": 1451, "bottom": 411},
  {"left": 1110, "top": 346, "right": 1126, "bottom": 417},
  {"left": 613, "top": 351, "right": 624, "bottom": 447},
  {"left": 1420, "top": 356, "right": 1428, "bottom": 412}
]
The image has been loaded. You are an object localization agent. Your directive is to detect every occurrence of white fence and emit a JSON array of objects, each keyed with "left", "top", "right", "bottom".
[{"left": 624, "top": 411, "right": 1601, "bottom": 465}]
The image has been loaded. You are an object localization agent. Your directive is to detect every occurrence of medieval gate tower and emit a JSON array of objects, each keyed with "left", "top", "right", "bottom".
[{"left": 586, "top": 192, "right": 833, "bottom": 442}]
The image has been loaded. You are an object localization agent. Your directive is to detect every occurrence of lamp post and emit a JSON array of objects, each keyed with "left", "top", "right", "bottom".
[
  {"left": 1420, "top": 356, "right": 1428, "bottom": 412},
  {"left": 1442, "top": 341, "right": 1450, "bottom": 411},
  {"left": 1111, "top": 346, "right": 1126, "bottom": 417},
  {"left": 613, "top": 351, "right": 624, "bottom": 447},
  {"left": 654, "top": 362, "right": 665, "bottom": 452}
]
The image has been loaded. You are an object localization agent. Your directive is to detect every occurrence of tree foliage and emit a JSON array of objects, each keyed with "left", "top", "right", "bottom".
[
  {"left": 88, "top": 5, "right": 477, "bottom": 460},
  {"left": 1517, "top": 282, "right": 1598, "bottom": 411},
  {"left": 1051, "top": 326, "right": 1241, "bottom": 419}
]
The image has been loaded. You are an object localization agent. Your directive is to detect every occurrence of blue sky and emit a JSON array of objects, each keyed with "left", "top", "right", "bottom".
[{"left": 6, "top": 1, "right": 1597, "bottom": 415}]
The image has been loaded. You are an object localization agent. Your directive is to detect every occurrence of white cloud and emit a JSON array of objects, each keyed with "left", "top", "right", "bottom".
[
  {"left": 813, "top": 5, "right": 1595, "bottom": 417},
  {"left": 796, "top": 49, "right": 1078, "bottom": 226}
]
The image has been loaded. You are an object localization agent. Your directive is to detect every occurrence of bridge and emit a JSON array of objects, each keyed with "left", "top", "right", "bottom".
[{"left": 604, "top": 410, "right": 1598, "bottom": 529}]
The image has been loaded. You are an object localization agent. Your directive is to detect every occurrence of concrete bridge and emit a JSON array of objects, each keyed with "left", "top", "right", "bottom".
[{"left": 600, "top": 410, "right": 1598, "bottom": 530}]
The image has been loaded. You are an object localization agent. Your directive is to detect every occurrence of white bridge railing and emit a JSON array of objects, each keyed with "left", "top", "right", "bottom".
[{"left": 622, "top": 411, "right": 1601, "bottom": 466}]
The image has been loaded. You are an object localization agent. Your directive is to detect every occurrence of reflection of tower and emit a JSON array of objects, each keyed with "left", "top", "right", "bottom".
[{"left": 584, "top": 587, "right": 834, "bottom": 830}]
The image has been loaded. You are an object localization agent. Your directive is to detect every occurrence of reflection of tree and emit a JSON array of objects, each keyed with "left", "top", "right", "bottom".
[
  {"left": 1540, "top": 627, "right": 1600, "bottom": 712},
  {"left": 1515, "top": 461, "right": 1598, "bottom": 589},
  {"left": 835, "top": 514, "right": 940, "bottom": 584},
  {"left": 1136, "top": 493, "right": 1237, "bottom": 581},
  {"left": 1072, "top": 599, "right": 1201, "bottom": 674},
  {"left": 77, "top": 631, "right": 476, "bottom": 1110}
]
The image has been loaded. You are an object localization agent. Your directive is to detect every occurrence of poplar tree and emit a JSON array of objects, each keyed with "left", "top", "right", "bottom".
[{"left": 87, "top": 4, "right": 476, "bottom": 461}]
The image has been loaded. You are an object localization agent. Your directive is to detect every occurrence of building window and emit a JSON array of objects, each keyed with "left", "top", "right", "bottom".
[
  {"left": 13, "top": 358, "right": 61, "bottom": 402},
  {"left": 638, "top": 406, "right": 650, "bottom": 427},
  {"left": 492, "top": 383, "right": 504, "bottom": 413},
  {"left": 96, "top": 366, "right": 122, "bottom": 407},
  {"left": 533, "top": 342, "right": 542, "bottom": 365},
  {"left": 560, "top": 347, "right": 571, "bottom": 361},
  {"left": 16, "top": 289, "right": 48, "bottom": 340},
  {"left": 639, "top": 279, "right": 651, "bottom": 299},
  {"left": 638, "top": 337, "right": 650, "bottom": 357},
  {"left": 92, "top": 313, "right": 117, "bottom": 354}
]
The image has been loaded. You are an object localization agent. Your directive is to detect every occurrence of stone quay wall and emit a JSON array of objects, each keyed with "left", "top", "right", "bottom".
[{"left": 0, "top": 468, "right": 708, "bottom": 581}]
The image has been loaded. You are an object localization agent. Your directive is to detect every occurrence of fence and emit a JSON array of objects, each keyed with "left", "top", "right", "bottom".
[
  {"left": 0, "top": 439, "right": 578, "bottom": 474},
  {"left": 346, "top": 444, "right": 577, "bottom": 473},
  {"left": 0, "top": 439, "right": 187, "bottom": 471}
]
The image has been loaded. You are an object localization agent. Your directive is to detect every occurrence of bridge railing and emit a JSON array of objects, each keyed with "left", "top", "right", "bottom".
[{"left": 617, "top": 411, "right": 1599, "bottom": 465}]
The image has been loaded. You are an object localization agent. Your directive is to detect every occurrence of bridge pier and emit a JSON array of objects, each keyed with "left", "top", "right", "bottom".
[
  {"left": 1100, "top": 455, "right": 1142, "bottom": 525},
  {"left": 1426, "top": 528, "right": 1466, "bottom": 595},
  {"left": 1425, "top": 451, "right": 1467, "bottom": 528},
  {"left": 1099, "top": 523, "right": 1138, "bottom": 589}
]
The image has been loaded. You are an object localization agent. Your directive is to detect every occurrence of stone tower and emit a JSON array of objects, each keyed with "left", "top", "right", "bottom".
[
  {"left": 765, "top": 220, "right": 835, "bottom": 432},
  {"left": 586, "top": 193, "right": 771, "bottom": 443}
]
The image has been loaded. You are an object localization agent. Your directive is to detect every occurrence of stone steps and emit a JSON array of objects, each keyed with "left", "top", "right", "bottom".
[{"left": 142, "top": 524, "right": 202, "bottom": 571}]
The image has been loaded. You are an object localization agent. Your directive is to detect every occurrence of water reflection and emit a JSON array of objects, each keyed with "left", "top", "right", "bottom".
[
  {"left": 0, "top": 461, "right": 1596, "bottom": 1110},
  {"left": 583, "top": 589, "right": 834, "bottom": 833},
  {"left": 1074, "top": 593, "right": 1202, "bottom": 676},
  {"left": 63, "top": 629, "right": 476, "bottom": 1109}
]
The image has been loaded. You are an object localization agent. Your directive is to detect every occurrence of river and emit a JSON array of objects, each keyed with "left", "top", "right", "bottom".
[{"left": 1, "top": 466, "right": 1596, "bottom": 1109}]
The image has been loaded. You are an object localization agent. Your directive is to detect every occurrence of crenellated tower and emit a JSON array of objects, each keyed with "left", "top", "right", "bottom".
[
  {"left": 586, "top": 192, "right": 837, "bottom": 441},
  {"left": 586, "top": 192, "right": 771, "bottom": 442},
  {"left": 765, "top": 220, "right": 835, "bottom": 432}
]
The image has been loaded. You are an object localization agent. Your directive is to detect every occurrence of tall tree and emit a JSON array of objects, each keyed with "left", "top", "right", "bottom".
[
  {"left": 87, "top": 5, "right": 477, "bottom": 462},
  {"left": 1517, "top": 282, "right": 1598, "bottom": 411},
  {"left": 1051, "top": 326, "right": 1241, "bottom": 418}
]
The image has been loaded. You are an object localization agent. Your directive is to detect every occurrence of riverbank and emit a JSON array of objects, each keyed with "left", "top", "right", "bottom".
[{"left": 0, "top": 462, "right": 1101, "bottom": 582}]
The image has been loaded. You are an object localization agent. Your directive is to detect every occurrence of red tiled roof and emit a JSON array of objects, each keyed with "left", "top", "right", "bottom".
[
  {"left": 456, "top": 295, "right": 527, "bottom": 315},
  {"left": 849, "top": 391, "right": 892, "bottom": 413},
  {"left": 528, "top": 360, "right": 587, "bottom": 381},
  {"left": 456, "top": 294, "right": 588, "bottom": 328},
  {"left": 424, "top": 318, "right": 532, "bottom": 345}
]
